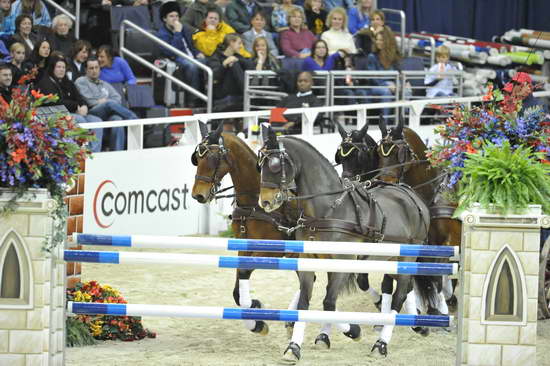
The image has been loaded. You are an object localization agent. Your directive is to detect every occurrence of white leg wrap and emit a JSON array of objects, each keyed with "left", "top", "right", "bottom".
[
  {"left": 437, "top": 292, "right": 449, "bottom": 315},
  {"left": 291, "top": 321, "right": 306, "bottom": 346},
  {"left": 413, "top": 282, "right": 427, "bottom": 314},
  {"left": 381, "top": 293, "right": 392, "bottom": 313},
  {"left": 320, "top": 323, "right": 332, "bottom": 335},
  {"left": 238, "top": 280, "right": 255, "bottom": 330},
  {"left": 288, "top": 290, "right": 300, "bottom": 310},
  {"left": 367, "top": 287, "right": 381, "bottom": 303},
  {"left": 442, "top": 276, "right": 453, "bottom": 300},
  {"left": 405, "top": 290, "right": 417, "bottom": 315},
  {"left": 379, "top": 310, "right": 397, "bottom": 344}
]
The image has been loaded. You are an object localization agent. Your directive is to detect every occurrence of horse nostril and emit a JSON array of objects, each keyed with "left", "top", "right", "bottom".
[
  {"left": 261, "top": 200, "right": 271, "bottom": 208},
  {"left": 193, "top": 194, "right": 206, "bottom": 203}
]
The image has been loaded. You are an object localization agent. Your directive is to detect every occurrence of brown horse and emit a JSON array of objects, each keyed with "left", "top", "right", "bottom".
[
  {"left": 191, "top": 123, "right": 296, "bottom": 336},
  {"left": 377, "top": 117, "right": 460, "bottom": 312}
]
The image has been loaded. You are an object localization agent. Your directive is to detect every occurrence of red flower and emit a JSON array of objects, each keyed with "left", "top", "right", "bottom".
[
  {"left": 512, "top": 72, "right": 532, "bottom": 84},
  {"left": 11, "top": 148, "right": 27, "bottom": 163},
  {"left": 31, "top": 89, "right": 45, "bottom": 99}
]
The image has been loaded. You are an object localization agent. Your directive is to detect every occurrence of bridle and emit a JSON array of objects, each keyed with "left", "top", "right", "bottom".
[
  {"left": 337, "top": 135, "right": 378, "bottom": 181},
  {"left": 258, "top": 141, "right": 297, "bottom": 206},
  {"left": 191, "top": 138, "right": 232, "bottom": 201},
  {"left": 378, "top": 135, "right": 418, "bottom": 182}
]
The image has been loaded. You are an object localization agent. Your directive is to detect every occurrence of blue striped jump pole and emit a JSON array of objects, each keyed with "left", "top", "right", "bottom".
[
  {"left": 67, "top": 302, "right": 452, "bottom": 328},
  {"left": 73, "top": 233, "right": 459, "bottom": 258},
  {"left": 63, "top": 250, "right": 458, "bottom": 275}
]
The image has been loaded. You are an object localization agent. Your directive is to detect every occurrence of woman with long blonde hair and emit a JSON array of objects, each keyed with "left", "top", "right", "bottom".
[{"left": 321, "top": 7, "right": 356, "bottom": 55}]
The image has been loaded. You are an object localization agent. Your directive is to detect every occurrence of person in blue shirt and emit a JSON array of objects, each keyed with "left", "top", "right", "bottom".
[
  {"left": 347, "top": 0, "right": 372, "bottom": 35},
  {"left": 10, "top": 0, "right": 51, "bottom": 28},
  {"left": 0, "top": 0, "right": 16, "bottom": 40},
  {"left": 157, "top": 1, "right": 206, "bottom": 107},
  {"left": 323, "top": 0, "right": 352, "bottom": 13},
  {"left": 97, "top": 45, "right": 137, "bottom": 85}
]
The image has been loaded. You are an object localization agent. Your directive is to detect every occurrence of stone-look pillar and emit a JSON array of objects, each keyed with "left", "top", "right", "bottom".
[
  {"left": 64, "top": 160, "right": 85, "bottom": 289},
  {"left": 457, "top": 204, "right": 550, "bottom": 366},
  {"left": 0, "top": 189, "right": 65, "bottom": 366}
]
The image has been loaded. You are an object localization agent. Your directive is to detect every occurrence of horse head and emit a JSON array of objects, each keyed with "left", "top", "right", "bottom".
[
  {"left": 377, "top": 115, "right": 415, "bottom": 183},
  {"left": 334, "top": 120, "right": 379, "bottom": 181},
  {"left": 191, "top": 122, "right": 233, "bottom": 203},
  {"left": 258, "top": 124, "right": 297, "bottom": 212}
]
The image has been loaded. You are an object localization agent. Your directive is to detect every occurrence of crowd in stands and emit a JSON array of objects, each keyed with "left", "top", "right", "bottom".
[{"left": 0, "top": 0, "right": 468, "bottom": 143}]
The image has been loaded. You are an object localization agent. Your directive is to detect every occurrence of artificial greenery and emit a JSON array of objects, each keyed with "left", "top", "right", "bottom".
[
  {"left": 456, "top": 141, "right": 550, "bottom": 215},
  {"left": 66, "top": 316, "right": 97, "bottom": 347}
]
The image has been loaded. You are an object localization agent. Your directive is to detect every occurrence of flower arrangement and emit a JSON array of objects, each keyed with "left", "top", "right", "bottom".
[
  {"left": 428, "top": 72, "right": 550, "bottom": 214},
  {"left": 0, "top": 71, "right": 95, "bottom": 251},
  {"left": 66, "top": 281, "right": 156, "bottom": 346}
]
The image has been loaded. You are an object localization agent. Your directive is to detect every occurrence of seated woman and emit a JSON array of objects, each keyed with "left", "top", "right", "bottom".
[
  {"left": 279, "top": 7, "right": 316, "bottom": 60},
  {"left": 366, "top": 28, "right": 401, "bottom": 119},
  {"left": 304, "top": 0, "right": 327, "bottom": 36},
  {"left": 26, "top": 38, "right": 50, "bottom": 81},
  {"left": 249, "top": 36, "right": 281, "bottom": 87},
  {"left": 11, "top": 14, "right": 38, "bottom": 59},
  {"left": 7, "top": 42, "right": 30, "bottom": 85},
  {"left": 67, "top": 39, "right": 91, "bottom": 81},
  {"left": 207, "top": 33, "right": 249, "bottom": 112},
  {"left": 347, "top": 0, "right": 372, "bottom": 35},
  {"left": 36, "top": 56, "right": 103, "bottom": 152},
  {"left": 0, "top": 0, "right": 16, "bottom": 40},
  {"left": 97, "top": 45, "right": 137, "bottom": 85},
  {"left": 48, "top": 14, "right": 76, "bottom": 58},
  {"left": 355, "top": 9, "right": 389, "bottom": 57},
  {"left": 192, "top": 7, "right": 250, "bottom": 57},
  {"left": 321, "top": 7, "right": 356, "bottom": 55},
  {"left": 241, "top": 11, "right": 279, "bottom": 57},
  {"left": 272, "top": 0, "right": 303, "bottom": 33},
  {"left": 10, "top": 0, "right": 51, "bottom": 28}
]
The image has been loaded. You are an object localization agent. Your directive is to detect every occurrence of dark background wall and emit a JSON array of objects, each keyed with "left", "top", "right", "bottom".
[{"left": 377, "top": 0, "right": 550, "bottom": 41}]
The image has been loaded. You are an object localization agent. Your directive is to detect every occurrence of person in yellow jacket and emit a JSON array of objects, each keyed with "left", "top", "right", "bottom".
[{"left": 192, "top": 8, "right": 251, "bottom": 57}]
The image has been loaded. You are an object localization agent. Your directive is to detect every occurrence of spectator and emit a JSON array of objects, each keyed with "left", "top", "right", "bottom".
[
  {"left": 79, "top": 0, "right": 112, "bottom": 48},
  {"left": 279, "top": 7, "right": 316, "bottom": 59},
  {"left": 347, "top": 0, "right": 372, "bottom": 35},
  {"left": 0, "top": 63, "right": 12, "bottom": 103},
  {"left": 36, "top": 57, "right": 103, "bottom": 152},
  {"left": 182, "top": 0, "right": 224, "bottom": 33},
  {"left": 304, "top": 0, "right": 326, "bottom": 36},
  {"left": 97, "top": 45, "right": 137, "bottom": 85},
  {"left": 192, "top": 7, "right": 249, "bottom": 57},
  {"left": 225, "top": 0, "right": 262, "bottom": 34},
  {"left": 275, "top": 71, "right": 322, "bottom": 134},
  {"left": 323, "top": 0, "right": 352, "bottom": 13},
  {"left": 11, "top": 0, "right": 51, "bottom": 28},
  {"left": 242, "top": 11, "right": 278, "bottom": 57},
  {"left": 272, "top": 0, "right": 303, "bottom": 33},
  {"left": 76, "top": 57, "right": 136, "bottom": 151},
  {"left": 157, "top": 1, "right": 205, "bottom": 107},
  {"left": 215, "top": 0, "right": 230, "bottom": 14},
  {"left": 250, "top": 36, "right": 280, "bottom": 72},
  {"left": 301, "top": 39, "right": 340, "bottom": 71},
  {"left": 424, "top": 45, "right": 457, "bottom": 98},
  {"left": 48, "top": 14, "right": 76, "bottom": 57},
  {"left": 11, "top": 14, "right": 38, "bottom": 59},
  {"left": 67, "top": 39, "right": 91, "bottom": 82},
  {"left": 366, "top": 29, "right": 401, "bottom": 119},
  {"left": 8, "top": 42, "right": 30, "bottom": 85},
  {"left": 27, "top": 38, "right": 50, "bottom": 81},
  {"left": 321, "top": 7, "right": 356, "bottom": 55},
  {"left": 207, "top": 33, "right": 248, "bottom": 111},
  {"left": 0, "top": 0, "right": 16, "bottom": 39},
  {"left": 355, "top": 9, "right": 388, "bottom": 56}
]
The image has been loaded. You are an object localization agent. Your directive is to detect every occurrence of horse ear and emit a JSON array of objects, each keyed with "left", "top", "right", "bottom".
[
  {"left": 261, "top": 123, "right": 271, "bottom": 144},
  {"left": 394, "top": 115, "right": 404, "bottom": 138},
  {"left": 209, "top": 121, "right": 224, "bottom": 142},
  {"left": 334, "top": 119, "right": 347, "bottom": 139},
  {"left": 198, "top": 122, "right": 208, "bottom": 139},
  {"left": 358, "top": 123, "right": 369, "bottom": 140},
  {"left": 378, "top": 114, "right": 388, "bottom": 138}
]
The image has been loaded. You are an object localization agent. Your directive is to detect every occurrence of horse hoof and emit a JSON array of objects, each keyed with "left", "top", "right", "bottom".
[
  {"left": 251, "top": 299, "right": 263, "bottom": 309},
  {"left": 427, "top": 307, "right": 443, "bottom": 316},
  {"left": 411, "top": 326, "right": 430, "bottom": 337},
  {"left": 371, "top": 339, "right": 388, "bottom": 357},
  {"left": 282, "top": 342, "right": 301, "bottom": 364},
  {"left": 446, "top": 295, "right": 458, "bottom": 312},
  {"left": 252, "top": 320, "right": 269, "bottom": 336},
  {"left": 285, "top": 322, "right": 294, "bottom": 340},
  {"left": 343, "top": 324, "right": 361, "bottom": 341},
  {"left": 314, "top": 333, "right": 330, "bottom": 349}
]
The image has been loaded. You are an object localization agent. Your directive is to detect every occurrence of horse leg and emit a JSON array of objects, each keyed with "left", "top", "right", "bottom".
[
  {"left": 443, "top": 276, "right": 458, "bottom": 311},
  {"left": 232, "top": 269, "right": 268, "bottom": 335},
  {"left": 406, "top": 288, "right": 430, "bottom": 337},
  {"left": 283, "top": 271, "right": 315, "bottom": 364},
  {"left": 285, "top": 271, "right": 303, "bottom": 339},
  {"left": 372, "top": 275, "right": 411, "bottom": 357},
  {"left": 373, "top": 275, "right": 394, "bottom": 333},
  {"left": 357, "top": 273, "right": 382, "bottom": 306}
]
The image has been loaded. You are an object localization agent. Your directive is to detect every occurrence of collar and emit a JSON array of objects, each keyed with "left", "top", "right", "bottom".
[
  {"left": 87, "top": 76, "right": 102, "bottom": 85},
  {"left": 296, "top": 91, "right": 312, "bottom": 97}
]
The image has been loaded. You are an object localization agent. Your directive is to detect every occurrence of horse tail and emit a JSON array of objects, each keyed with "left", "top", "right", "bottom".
[
  {"left": 413, "top": 272, "right": 442, "bottom": 314},
  {"left": 343, "top": 272, "right": 358, "bottom": 295}
]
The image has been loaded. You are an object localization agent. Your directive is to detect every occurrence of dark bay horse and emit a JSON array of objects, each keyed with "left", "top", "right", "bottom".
[
  {"left": 259, "top": 125, "right": 431, "bottom": 360},
  {"left": 191, "top": 122, "right": 298, "bottom": 336}
]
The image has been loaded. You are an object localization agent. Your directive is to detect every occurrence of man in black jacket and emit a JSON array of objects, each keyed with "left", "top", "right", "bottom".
[{"left": 0, "top": 64, "right": 13, "bottom": 103}]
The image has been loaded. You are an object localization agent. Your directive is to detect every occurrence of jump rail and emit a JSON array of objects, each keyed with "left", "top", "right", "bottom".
[
  {"left": 73, "top": 233, "right": 460, "bottom": 258},
  {"left": 67, "top": 302, "right": 453, "bottom": 327},
  {"left": 63, "top": 250, "right": 458, "bottom": 275}
]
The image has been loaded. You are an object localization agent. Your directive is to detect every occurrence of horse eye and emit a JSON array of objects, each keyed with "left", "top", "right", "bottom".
[{"left": 268, "top": 156, "right": 282, "bottom": 173}]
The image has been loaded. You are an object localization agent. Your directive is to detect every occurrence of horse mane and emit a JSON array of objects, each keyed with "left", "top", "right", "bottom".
[
  {"left": 403, "top": 127, "right": 428, "bottom": 160},
  {"left": 222, "top": 132, "right": 257, "bottom": 160}
]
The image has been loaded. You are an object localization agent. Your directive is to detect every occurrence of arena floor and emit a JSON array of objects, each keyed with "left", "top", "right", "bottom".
[{"left": 66, "top": 246, "right": 550, "bottom": 366}]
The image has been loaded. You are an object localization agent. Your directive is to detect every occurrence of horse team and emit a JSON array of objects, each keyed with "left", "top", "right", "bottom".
[{"left": 190, "top": 119, "right": 459, "bottom": 364}]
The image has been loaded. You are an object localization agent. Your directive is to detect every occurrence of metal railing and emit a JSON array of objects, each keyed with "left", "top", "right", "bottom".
[
  {"left": 119, "top": 20, "right": 213, "bottom": 113},
  {"left": 44, "top": 0, "right": 80, "bottom": 39},
  {"left": 401, "top": 70, "right": 464, "bottom": 100},
  {"left": 380, "top": 8, "right": 406, "bottom": 55},
  {"left": 406, "top": 33, "right": 436, "bottom": 66}
]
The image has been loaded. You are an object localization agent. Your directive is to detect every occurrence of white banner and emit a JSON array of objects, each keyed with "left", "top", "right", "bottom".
[{"left": 83, "top": 146, "right": 229, "bottom": 236}]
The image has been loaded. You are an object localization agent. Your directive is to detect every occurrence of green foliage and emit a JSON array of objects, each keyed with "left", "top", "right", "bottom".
[
  {"left": 457, "top": 141, "right": 550, "bottom": 215},
  {"left": 66, "top": 317, "right": 97, "bottom": 347}
]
